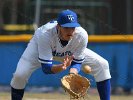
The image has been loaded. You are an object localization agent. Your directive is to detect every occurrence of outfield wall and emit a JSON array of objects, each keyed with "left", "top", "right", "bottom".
[{"left": 0, "top": 35, "right": 133, "bottom": 88}]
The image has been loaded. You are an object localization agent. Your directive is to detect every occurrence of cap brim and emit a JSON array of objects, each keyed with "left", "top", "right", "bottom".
[{"left": 61, "top": 23, "right": 80, "bottom": 27}]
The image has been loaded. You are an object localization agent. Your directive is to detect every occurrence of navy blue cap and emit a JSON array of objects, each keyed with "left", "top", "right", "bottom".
[{"left": 57, "top": 10, "right": 80, "bottom": 27}]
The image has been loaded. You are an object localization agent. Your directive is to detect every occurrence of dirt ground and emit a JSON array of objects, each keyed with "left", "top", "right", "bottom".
[{"left": 0, "top": 92, "right": 133, "bottom": 100}]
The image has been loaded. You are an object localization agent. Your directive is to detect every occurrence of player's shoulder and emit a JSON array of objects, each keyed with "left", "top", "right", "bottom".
[
  {"left": 34, "top": 20, "right": 57, "bottom": 40},
  {"left": 39, "top": 20, "right": 57, "bottom": 32},
  {"left": 75, "top": 26, "right": 88, "bottom": 39}
]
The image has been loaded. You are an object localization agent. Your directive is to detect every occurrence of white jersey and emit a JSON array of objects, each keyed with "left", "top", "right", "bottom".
[{"left": 22, "top": 21, "right": 88, "bottom": 64}]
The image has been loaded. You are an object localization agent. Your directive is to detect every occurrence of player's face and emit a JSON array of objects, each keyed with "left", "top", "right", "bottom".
[{"left": 58, "top": 25, "right": 75, "bottom": 41}]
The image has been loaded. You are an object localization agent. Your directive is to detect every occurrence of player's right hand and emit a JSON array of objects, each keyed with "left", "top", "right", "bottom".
[
  {"left": 62, "top": 55, "right": 74, "bottom": 70},
  {"left": 51, "top": 55, "right": 74, "bottom": 73}
]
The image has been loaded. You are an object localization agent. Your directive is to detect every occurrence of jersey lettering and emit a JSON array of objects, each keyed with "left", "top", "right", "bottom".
[{"left": 52, "top": 50, "right": 72, "bottom": 57}]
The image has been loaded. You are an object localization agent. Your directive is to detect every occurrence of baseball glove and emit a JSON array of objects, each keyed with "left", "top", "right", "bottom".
[{"left": 61, "top": 74, "right": 90, "bottom": 99}]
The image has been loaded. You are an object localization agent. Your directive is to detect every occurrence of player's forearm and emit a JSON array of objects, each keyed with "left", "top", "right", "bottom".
[
  {"left": 51, "top": 64, "right": 66, "bottom": 73},
  {"left": 41, "top": 55, "right": 73, "bottom": 74},
  {"left": 69, "top": 62, "right": 81, "bottom": 74}
]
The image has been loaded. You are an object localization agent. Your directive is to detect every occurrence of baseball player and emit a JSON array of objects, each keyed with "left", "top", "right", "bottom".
[{"left": 11, "top": 9, "right": 111, "bottom": 100}]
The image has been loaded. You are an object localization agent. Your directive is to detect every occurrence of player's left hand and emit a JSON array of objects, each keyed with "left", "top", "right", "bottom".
[{"left": 61, "top": 74, "right": 91, "bottom": 99}]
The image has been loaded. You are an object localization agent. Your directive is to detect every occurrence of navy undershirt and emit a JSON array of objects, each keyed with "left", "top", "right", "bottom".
[{"left": 60, "top": 39, "right": 68, "bottom": 47}]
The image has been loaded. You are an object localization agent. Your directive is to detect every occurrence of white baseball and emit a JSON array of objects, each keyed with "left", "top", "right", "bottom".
[{"left": 82, "top": 65, "right": 92, "bottom": 74}]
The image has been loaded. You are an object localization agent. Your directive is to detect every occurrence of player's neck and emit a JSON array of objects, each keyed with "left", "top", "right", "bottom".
[{"left": 59, "top": 39, "right": 68, "bottom": 47}]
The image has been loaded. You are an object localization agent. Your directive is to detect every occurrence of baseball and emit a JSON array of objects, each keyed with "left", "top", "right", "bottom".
[{"left": 82, "top": 65, "right": 92, "bottom": 74}]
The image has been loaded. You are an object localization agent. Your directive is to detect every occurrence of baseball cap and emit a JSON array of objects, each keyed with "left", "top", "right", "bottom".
[{"left": 57, "top": 9, "right": 80, "bottom": 27}]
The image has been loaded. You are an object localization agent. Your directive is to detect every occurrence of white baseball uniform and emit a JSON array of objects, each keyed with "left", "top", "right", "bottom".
[{"left": 11, "top": 21, "right": 111, "bottom": 89}]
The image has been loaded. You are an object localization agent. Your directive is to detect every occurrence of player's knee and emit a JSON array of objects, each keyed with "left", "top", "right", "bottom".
[
  {"left": 94, "top": 59, "right": 111, "bottom": 82},
  {"left": 98, "top": 59, "right": 109, "bottom": 70},
  {"left": 12, "top": 72, "right": 28, "bottom": 83},
  {"left": 11, "top": 73, "right": 28, "bottom": 89}
]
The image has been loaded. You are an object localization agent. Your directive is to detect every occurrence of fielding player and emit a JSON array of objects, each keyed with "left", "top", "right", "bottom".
[{"left": 11, "top": 9, "right": 111, "bottom": 100}]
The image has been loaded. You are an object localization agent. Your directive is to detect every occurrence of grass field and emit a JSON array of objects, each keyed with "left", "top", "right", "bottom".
[{"left": 0, "top": 92, "right": 133, "bottom": 100}]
